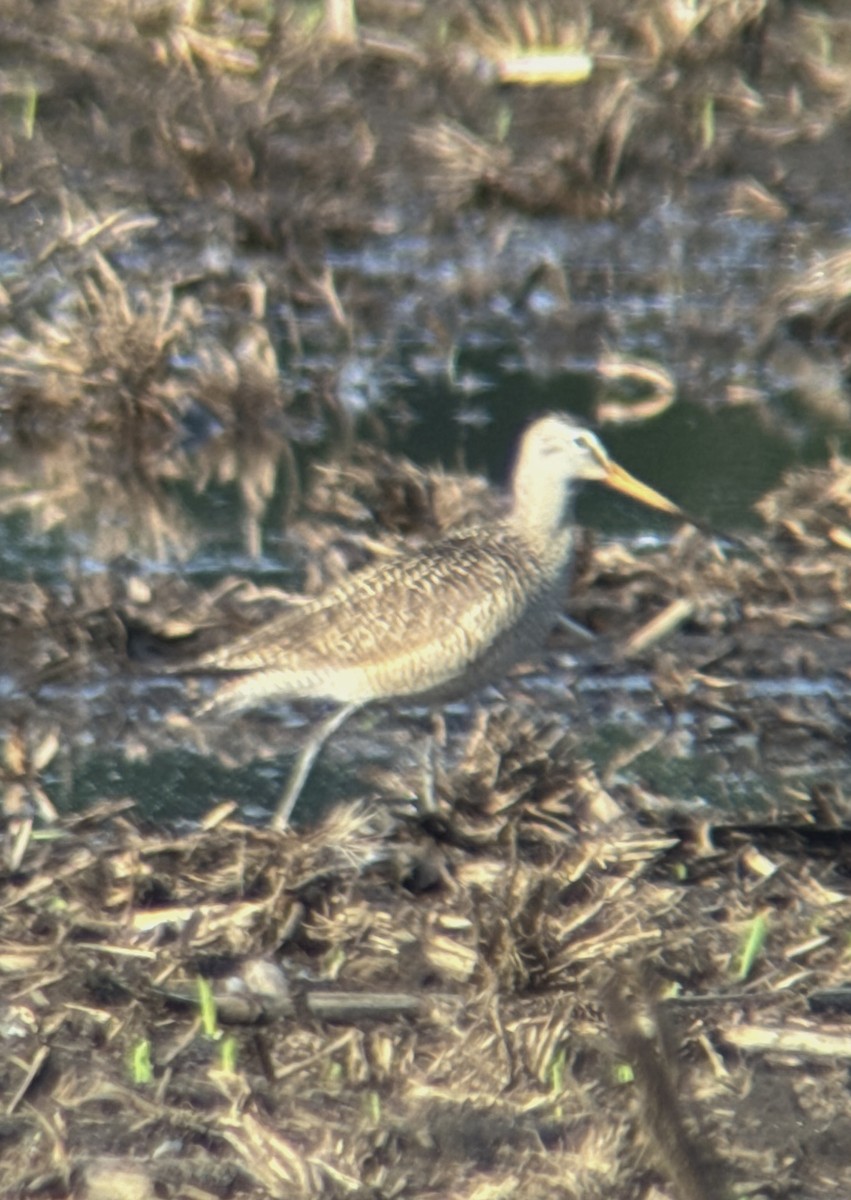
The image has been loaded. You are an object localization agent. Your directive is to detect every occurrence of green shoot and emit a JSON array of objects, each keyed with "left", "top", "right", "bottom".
[
  {"left": 197, "top": 976, "right": 220, "bottom": 1039},
  {"left": 736, "top": 913, "right": 768, "bottom": 981},
  {"left": 615, "top": 1062, "right": 634, "bottom": 1085},
  {"left": 130, "top": 1039, "right": 153, "bottom": 1084},
  {"left": 220, "top": 1035, "right": 238, "bottom": 1073},
  {"left": 549, "top": 1045, "right": 566, "bottom": 1096}
]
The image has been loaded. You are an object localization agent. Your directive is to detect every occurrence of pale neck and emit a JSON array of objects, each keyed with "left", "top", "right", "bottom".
[{"left": 508, "top": 471, "right": 576, "bottom": 561}]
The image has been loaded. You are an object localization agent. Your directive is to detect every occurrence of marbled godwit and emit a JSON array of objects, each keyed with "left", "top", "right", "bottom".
[{"left": 197, "top": 415, "right": 684, "bottom": 828}]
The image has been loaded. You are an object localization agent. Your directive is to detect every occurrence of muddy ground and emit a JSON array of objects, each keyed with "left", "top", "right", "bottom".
[{"left": 4, "top": 2, "right": 851, "bottom": 1198}]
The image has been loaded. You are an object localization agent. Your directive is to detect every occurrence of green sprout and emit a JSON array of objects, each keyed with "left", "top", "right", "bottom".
[
  {"left": 735, "top": 913, "right": 768, "bottom": 981},
  {"left": 615, "top": 1062, "right": 634, "bottom": 1085},
  {"left": 197, "top": 976, "right": 220, "bottom": 1040},
  {"left": 130, "top": 1039, "right": 153, "bottom": 1085},
  {"left": 549, "top": 1045, "right": 567, "bottom": 1096},
  {"left": 220, "top": 1034, "right": 238, "bottom": 1073}
]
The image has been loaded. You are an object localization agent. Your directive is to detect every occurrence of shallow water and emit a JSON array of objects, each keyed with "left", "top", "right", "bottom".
[{"left": 2, "top": 191, "right": 850, "bottom": 823}]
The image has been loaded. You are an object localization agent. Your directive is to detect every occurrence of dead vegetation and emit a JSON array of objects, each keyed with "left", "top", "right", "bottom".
[
  {"left": 3, "top": 712, "right": 851, "bottom": 1199},
  {"left": 0, "top": 0, "right": 850, "bottom": 560},
  {"left": 3, "top": 439, "right": 851, "bottom": 1195},
  {"left": 4, "top": 1, "right": 851, "bottom": 1197}
]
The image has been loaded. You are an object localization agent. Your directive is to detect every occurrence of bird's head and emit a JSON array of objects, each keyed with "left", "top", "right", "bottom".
[{"left": 512, "top": 414, "right": 683, "bottom": 531}]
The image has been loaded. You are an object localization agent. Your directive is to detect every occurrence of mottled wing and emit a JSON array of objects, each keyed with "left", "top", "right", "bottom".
[{"left": 199, "top": 527, "right": 551, "bottom": 710}]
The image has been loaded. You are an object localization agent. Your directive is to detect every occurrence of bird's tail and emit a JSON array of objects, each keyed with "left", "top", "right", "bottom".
[
  {"left": 195, "top": 674, "right": 256, "bottom": 718},
  {"left": 195, "top": 668, "right": 298, "bottom": 718}
]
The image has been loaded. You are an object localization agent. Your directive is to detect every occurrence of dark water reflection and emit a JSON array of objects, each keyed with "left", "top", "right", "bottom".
[{"left": 386, "top": 353, "right": 795, "bottom": 532}]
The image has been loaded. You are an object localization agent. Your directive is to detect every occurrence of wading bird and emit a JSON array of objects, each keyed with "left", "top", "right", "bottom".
[{"left": 195, "top": 414, "right": 684, "bottom": 828}]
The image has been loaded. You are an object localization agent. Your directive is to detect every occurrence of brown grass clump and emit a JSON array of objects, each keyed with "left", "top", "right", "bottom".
[
  {"left": 0, "top": 256, "right": 197, "bottom": 560},
  {"left": 765, "top": 246, "right": 851, "bottom": 353},
  {"left": 0, "top": 238, "right": 310, "bottom": 559},
  {"left": 191, "top": 320, "right": 299, "bottom": 558},
  {"left": 755, "top": 445, "right": 851, "bottom": 552}
]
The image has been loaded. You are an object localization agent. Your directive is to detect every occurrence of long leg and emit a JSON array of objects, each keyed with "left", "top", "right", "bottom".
[
  {"left": 271, "top": 702, "right": 362, "bottom": 831},
  {"left": 418, "top": 710, "right": 447, "bottom": 813}
]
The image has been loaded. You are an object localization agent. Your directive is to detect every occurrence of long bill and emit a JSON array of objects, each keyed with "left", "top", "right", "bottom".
[
  {"left": 601, "top": 459, "right": 684, "bottom": 517},
  {"left": 602, "top": 454, "right": 749, "bottom": 551}
]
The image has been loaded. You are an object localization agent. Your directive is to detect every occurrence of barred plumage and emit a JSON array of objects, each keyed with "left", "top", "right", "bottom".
[{"left": 194, "top": 414, "right": 683, "bottom": 827}]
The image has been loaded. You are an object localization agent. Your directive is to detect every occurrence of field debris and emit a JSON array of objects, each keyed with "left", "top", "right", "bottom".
[
  {"left": 4, "top": 1, "right": 851, "bottom": 1196},
  {"left": 2, "top": 709, "right": 851, "bottom": 1197},
  {"left": 4, "top": 447, "right": 851, "bottom": 1195}
]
